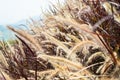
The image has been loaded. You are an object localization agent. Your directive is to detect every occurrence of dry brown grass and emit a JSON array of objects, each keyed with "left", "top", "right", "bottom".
[{"left": 0, "top": 0, "right": 120, "bottom": 80}]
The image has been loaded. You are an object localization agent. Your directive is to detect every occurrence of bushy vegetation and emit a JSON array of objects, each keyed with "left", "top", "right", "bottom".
[{"left": 0, "top": 0, "right": 120, "bottom": 80}]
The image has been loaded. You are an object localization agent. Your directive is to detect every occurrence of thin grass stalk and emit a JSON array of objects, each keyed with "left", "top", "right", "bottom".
[{"left": 95, "top": 31, "right": 117, "bottom": 64}]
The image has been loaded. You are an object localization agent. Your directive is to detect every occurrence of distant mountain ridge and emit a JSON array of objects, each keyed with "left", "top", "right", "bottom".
[
  {"left": 0, "top": 15, "right": 41, "bottom": 40},
  {"left": 0, "top": 25, "right": 11, "bottom": 40},
  {"left": 0, "top": 19, "right": 27, "bottom": 40}
]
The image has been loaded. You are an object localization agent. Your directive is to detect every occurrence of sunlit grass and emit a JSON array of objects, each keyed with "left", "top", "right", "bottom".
[{"left": 0, "top": 0, "right": 120, "bottom": 80}]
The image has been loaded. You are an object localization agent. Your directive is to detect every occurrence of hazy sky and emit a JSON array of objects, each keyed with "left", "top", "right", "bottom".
[{"left": 0, "top": 0, "right": 64, "bottom": 25}]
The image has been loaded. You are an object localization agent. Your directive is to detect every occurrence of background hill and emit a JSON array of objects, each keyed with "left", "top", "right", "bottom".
[{"left": 0, "top": 20, "right": 27, "bottom": 40}]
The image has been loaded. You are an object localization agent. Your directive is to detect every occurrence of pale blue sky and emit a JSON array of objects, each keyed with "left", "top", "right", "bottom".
[
  {"left": 0, "top": 0, "right": 64, "bottom": 25},
  {"left": 0, "top": 0, "right": 64, "bottom": 40}
]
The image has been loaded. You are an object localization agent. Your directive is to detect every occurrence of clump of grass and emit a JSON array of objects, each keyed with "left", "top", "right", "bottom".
[{"left": 0, "top": 0, "right": 120, "bottom": 80}]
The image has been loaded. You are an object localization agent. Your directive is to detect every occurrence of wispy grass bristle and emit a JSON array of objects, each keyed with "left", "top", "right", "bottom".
[{"left": 0, "top": 0, "right": 120, "bottom": 80}]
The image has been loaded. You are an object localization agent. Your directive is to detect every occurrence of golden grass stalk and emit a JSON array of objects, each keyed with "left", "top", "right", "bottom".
[
  {"left": 37, "top": 54, "right": 83, "bottom": 69},
  {"left": 7, "top": 26, "right": 42, "bottom": 51},
  {"left": 0, "top": 69, "right": 12, "bottom": 80},
  {"left": 42, "top": 32, "right": 71, "bottom": 54},
  {"left": 0, "top": 51, "right": 8, "bottom": 68},
  {"left": 67, "top": 40, "right": 97, "bottom": 58}
]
